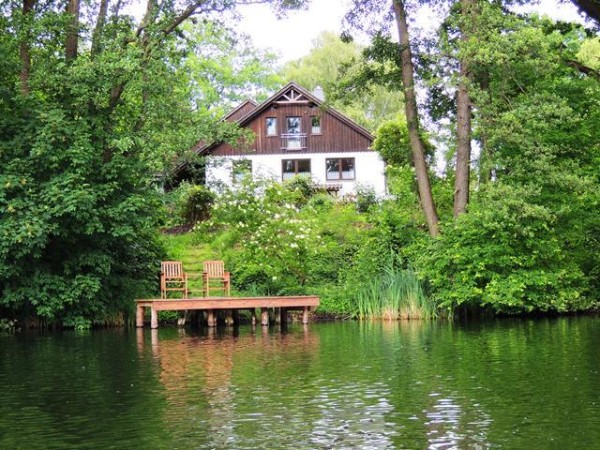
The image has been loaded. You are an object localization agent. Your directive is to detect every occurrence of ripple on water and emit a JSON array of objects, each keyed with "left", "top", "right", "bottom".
[{"left": 2, "top": 319, "right": 600, "bottom": 449}]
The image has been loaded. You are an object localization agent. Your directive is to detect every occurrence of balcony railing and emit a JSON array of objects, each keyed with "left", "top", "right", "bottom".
[{"left": 281, "top": 133, "right": 307, "bottom": 151}]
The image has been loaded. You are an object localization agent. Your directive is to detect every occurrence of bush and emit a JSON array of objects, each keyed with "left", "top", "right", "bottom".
[
  {"left": 355, "top": 185, "right": 378, "bottom": 213},
  {"left": 194, "top": 177, "right": 373, "bottom": 306},
  {"left": 165, "top": 182, "right": 215, "bottom": 226},
  {"left": 416, "top": 184, "right": 589, "bottom": 315},
  {"left": 283, "top": 175, "right": 323, "bottom": 207},
  {"left": 307, "top": 193, "right": 335, "bottom": 213},
  {"left": 181, "top": 185, "right": 214, "bottom": 224}
]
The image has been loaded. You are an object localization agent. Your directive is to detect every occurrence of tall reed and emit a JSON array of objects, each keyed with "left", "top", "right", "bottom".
[{"left": 355, "top": 262, "right": 437, "bottom": 320}]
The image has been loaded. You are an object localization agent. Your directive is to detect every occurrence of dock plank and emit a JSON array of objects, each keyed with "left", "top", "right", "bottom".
[{"left": 135, "top": 295, "right": 319, "bottom": 328}]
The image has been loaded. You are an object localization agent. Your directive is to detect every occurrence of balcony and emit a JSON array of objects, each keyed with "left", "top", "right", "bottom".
[{"left": 281, "top": 133, "right": 307, "bottom": 151}]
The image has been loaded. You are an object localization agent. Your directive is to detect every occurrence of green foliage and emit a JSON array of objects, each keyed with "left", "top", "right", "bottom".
[
  {"left": 0, "top": 89, "right": 166, "bottom": 323},
  {"left": 373, "top": 117, "right": 435, "bottom": 167},
  {"left": 306, "top": 193, "right": 335, "bottom": 213},
  {"left": 281, "top": 31, "right": 404, "bottom": 130},
  {"left": 417, "top": 184, "right": 591, "bottom": 315},
  {"left": 353, "top": 185, "right": 378, "bottom": 214},
  {"left": 166, "top": 182, "right": 215, "bottom": 226},
  {"left": 0, "top": 318, "right": 18, "bottom": 333},
  {"left": 355, "top": 264, "right": 436, "bottom": 320},
  {"left": 0, "top": 1, "right": 302, "bottom": 327},
  {"left": 403, "top": 6, "right": 600, "bottom": 315},
  {"left": 182, "top": 21, "right": 284, "bottom": 110},
  {"left": 577, "top": 37, "right": 600, "bottom": 70},
  {"left": 282, "top": 175, "right": 323, "bottom": 206},
  {"left": 195, "top": 177, "right": 316, "bottom": 294},
  {"left": 193, "top": 177, "right": 373, "bottom": 313}
]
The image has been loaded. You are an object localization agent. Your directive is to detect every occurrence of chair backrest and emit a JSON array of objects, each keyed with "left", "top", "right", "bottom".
[
  {"left": 162, "top": 261, "right": 184, "bottom": 278},
  {"left": 203, "top": 260, "right": 225, "bottom": 276}
]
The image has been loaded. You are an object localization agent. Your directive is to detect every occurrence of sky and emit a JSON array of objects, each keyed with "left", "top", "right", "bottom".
[
  {"left": 237, "top": 0, "right": 588, "bottom": 64},
  {"left": 236, "top": 1, "right": 350, "bottom": 63}
]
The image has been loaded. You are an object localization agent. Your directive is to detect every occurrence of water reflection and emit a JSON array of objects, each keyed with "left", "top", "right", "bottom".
[
  {"left": 3, "top": 318, "right": 600, "bottom": 449},
  {"left": 137, "top": 325, "right": 324, "bottom": 449},
  {"left": 423, "top": 392, "right": 492, "bottom": 450}
]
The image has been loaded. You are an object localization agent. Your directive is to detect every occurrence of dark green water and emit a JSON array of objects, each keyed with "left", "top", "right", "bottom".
[{"left": 1, "top": 318, "right": 600, "bottom": 449}]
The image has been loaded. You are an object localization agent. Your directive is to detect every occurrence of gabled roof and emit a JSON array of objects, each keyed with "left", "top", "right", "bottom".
[
  {"left": 224, "top": 99, "right": 258, "bottom": 122},
  {"left": 195, "top": 81, "right": 373, "bottom": 155},
  {"left": 236, "top": 82, "right": 373, "bottom": 140}
]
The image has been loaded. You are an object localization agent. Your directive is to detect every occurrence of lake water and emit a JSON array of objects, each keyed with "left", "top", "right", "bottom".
[{"left": 1, "top": 318, "right": 599, "bottom": 449}]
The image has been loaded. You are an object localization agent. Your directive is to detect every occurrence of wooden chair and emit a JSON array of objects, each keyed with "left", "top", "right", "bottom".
[
  {"left": 202, "top": 260, "right": 231, "bottom": 297},
  {"left": 160, "top": 261, "right": 188, "bottom": 299}
]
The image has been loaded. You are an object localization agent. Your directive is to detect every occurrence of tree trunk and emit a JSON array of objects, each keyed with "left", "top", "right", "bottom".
[
  {"left": 65, "top": 0, "right": 80, "bottom": 61},
  {"left": 454, "top": 0, "right": 475, "bottom": 217},
  {"left": 392, "top": 0, "right": 439, "bottom": 237},
  {"left": 454, "top": 69, "right": 471, "bottom": 216},
  {"left": 91, "top": 0, "right": 109, "bottom": 57},
  {"left": 477, "top": 70, "right": 493, "bottom": 185},
  {"left": 19, "top": 0, "right": 35, "bottom": 96}
]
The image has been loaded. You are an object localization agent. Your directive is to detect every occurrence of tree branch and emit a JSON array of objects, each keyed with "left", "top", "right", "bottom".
[
  {"left": 566, "top": 59, "right": 600, "bottom": 79},
  {"left": 163, "top": 0, "right": 209, "bottom": 36}
]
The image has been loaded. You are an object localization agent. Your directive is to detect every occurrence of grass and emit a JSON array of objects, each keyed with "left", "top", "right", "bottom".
[
  {"left": 161, "top": 231, "right": 437, "bottom": 320},
  {"left": 160, "top": 232, "right": 216, "bottom": 297},
  {"left": 355, "top": 264, "right": 437, "bottom": 320}
]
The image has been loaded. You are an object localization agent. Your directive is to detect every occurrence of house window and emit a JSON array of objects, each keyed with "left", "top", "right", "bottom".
[
  {"left": 311, "top": 116, "right": 321, "bottom": 134},
  {"left": 282, "top": 159, "right": 311, "bottom": 180},
  {"left": 232, "top": 159, "right": 252, "bottom": 183},
  {"left": 326, "top": 158, "right": 355, "bottom": 180},
  {"left": 266, "top": 117, "right": 277, "bottom": 136}
]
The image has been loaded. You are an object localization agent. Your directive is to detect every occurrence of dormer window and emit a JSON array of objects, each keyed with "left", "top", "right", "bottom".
[{"left": 266, "top": 117, "right": 277, "bottom": 136}]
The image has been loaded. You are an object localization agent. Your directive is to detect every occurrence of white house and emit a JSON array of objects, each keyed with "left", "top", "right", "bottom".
[{"left": 193, "top": 82, "right": 386, "bottom": 197}]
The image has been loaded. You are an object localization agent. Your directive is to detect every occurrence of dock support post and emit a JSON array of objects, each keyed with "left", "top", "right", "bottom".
[
  {"left": 136, "top": 305, "right": 144, "bottom": 328},
  {"left": 207, "top": 310, "right": 217, "bottom": 327},
  {"left": 302, "top": 306, "right": 309, "bottom": 324},
  {"left": 136, "top": 328, "right": 144, "bottom": 351},
  {"left": 280, "top": 308, "right": 287, "bottom": 325},
  {"left": 251, "top": 309, "right": 257, "bottom": 327},
  {"left": 151, "top": 307, "right": 158, "bottom": 329},
  {"left": 232, "top": 310, "right": 240, "bottom": 326},
  {"left": 225, "top": 310, "right": 234, "bottom": 326},
  {"left": 261, "top": 308, "right": 269, "bottom": 326}
]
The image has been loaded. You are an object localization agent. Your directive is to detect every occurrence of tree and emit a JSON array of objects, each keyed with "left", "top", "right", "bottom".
[
  {"left": 0, "top": 0, "right": 307, "bottom": 327},
  {"left": 418, "top": 12, "right": 600, "bottom": 313},
  {"left": 453, "top": 0, "right": 475, "bottom": 217},
  {"left": 372, "top": 116, "right": 435, "bottom": 168},
  {"left": 281, "top": 31, "right": 405, "bottom": 130},
  {"left": 392, "top": 0, "right": 440, "bottom": 236},
  {"left": 341, "top": 0, "right": 440, "bottom": 236}
]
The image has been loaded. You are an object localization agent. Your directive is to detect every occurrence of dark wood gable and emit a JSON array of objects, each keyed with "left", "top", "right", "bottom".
[
  {"left": 273, "top": 87, "right": 311, "bottom": 105},
  {"left": 201, "top": 82, "right": 373, "bottom": 157},
  {"left": 225, "top": 99, "right": 257, "bottom": 122}
]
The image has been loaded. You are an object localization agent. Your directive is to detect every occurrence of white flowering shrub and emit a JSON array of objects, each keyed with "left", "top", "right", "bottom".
[{"left": 195, "top": 177, "right": 320, "bottom": 294}]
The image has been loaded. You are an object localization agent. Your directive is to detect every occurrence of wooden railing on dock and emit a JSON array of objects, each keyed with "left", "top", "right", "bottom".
[{"left": 135, "top": 296, "right": 319, "bottom": 329}]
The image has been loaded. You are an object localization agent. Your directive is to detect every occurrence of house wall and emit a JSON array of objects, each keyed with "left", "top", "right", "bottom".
[
  {"left": 200, "top": 84, "right": 385, "bottom": 197},
  {"left": 206, "top": 152, "right": 386, "bottom": 197},
  {"left": 210, "top": 104, "right": 373, "bottom": 156}
]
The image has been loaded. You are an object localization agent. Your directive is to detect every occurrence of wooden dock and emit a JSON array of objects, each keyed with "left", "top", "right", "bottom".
[{"left": 135, "top": 296, "right": 320, "bottom": 328}]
